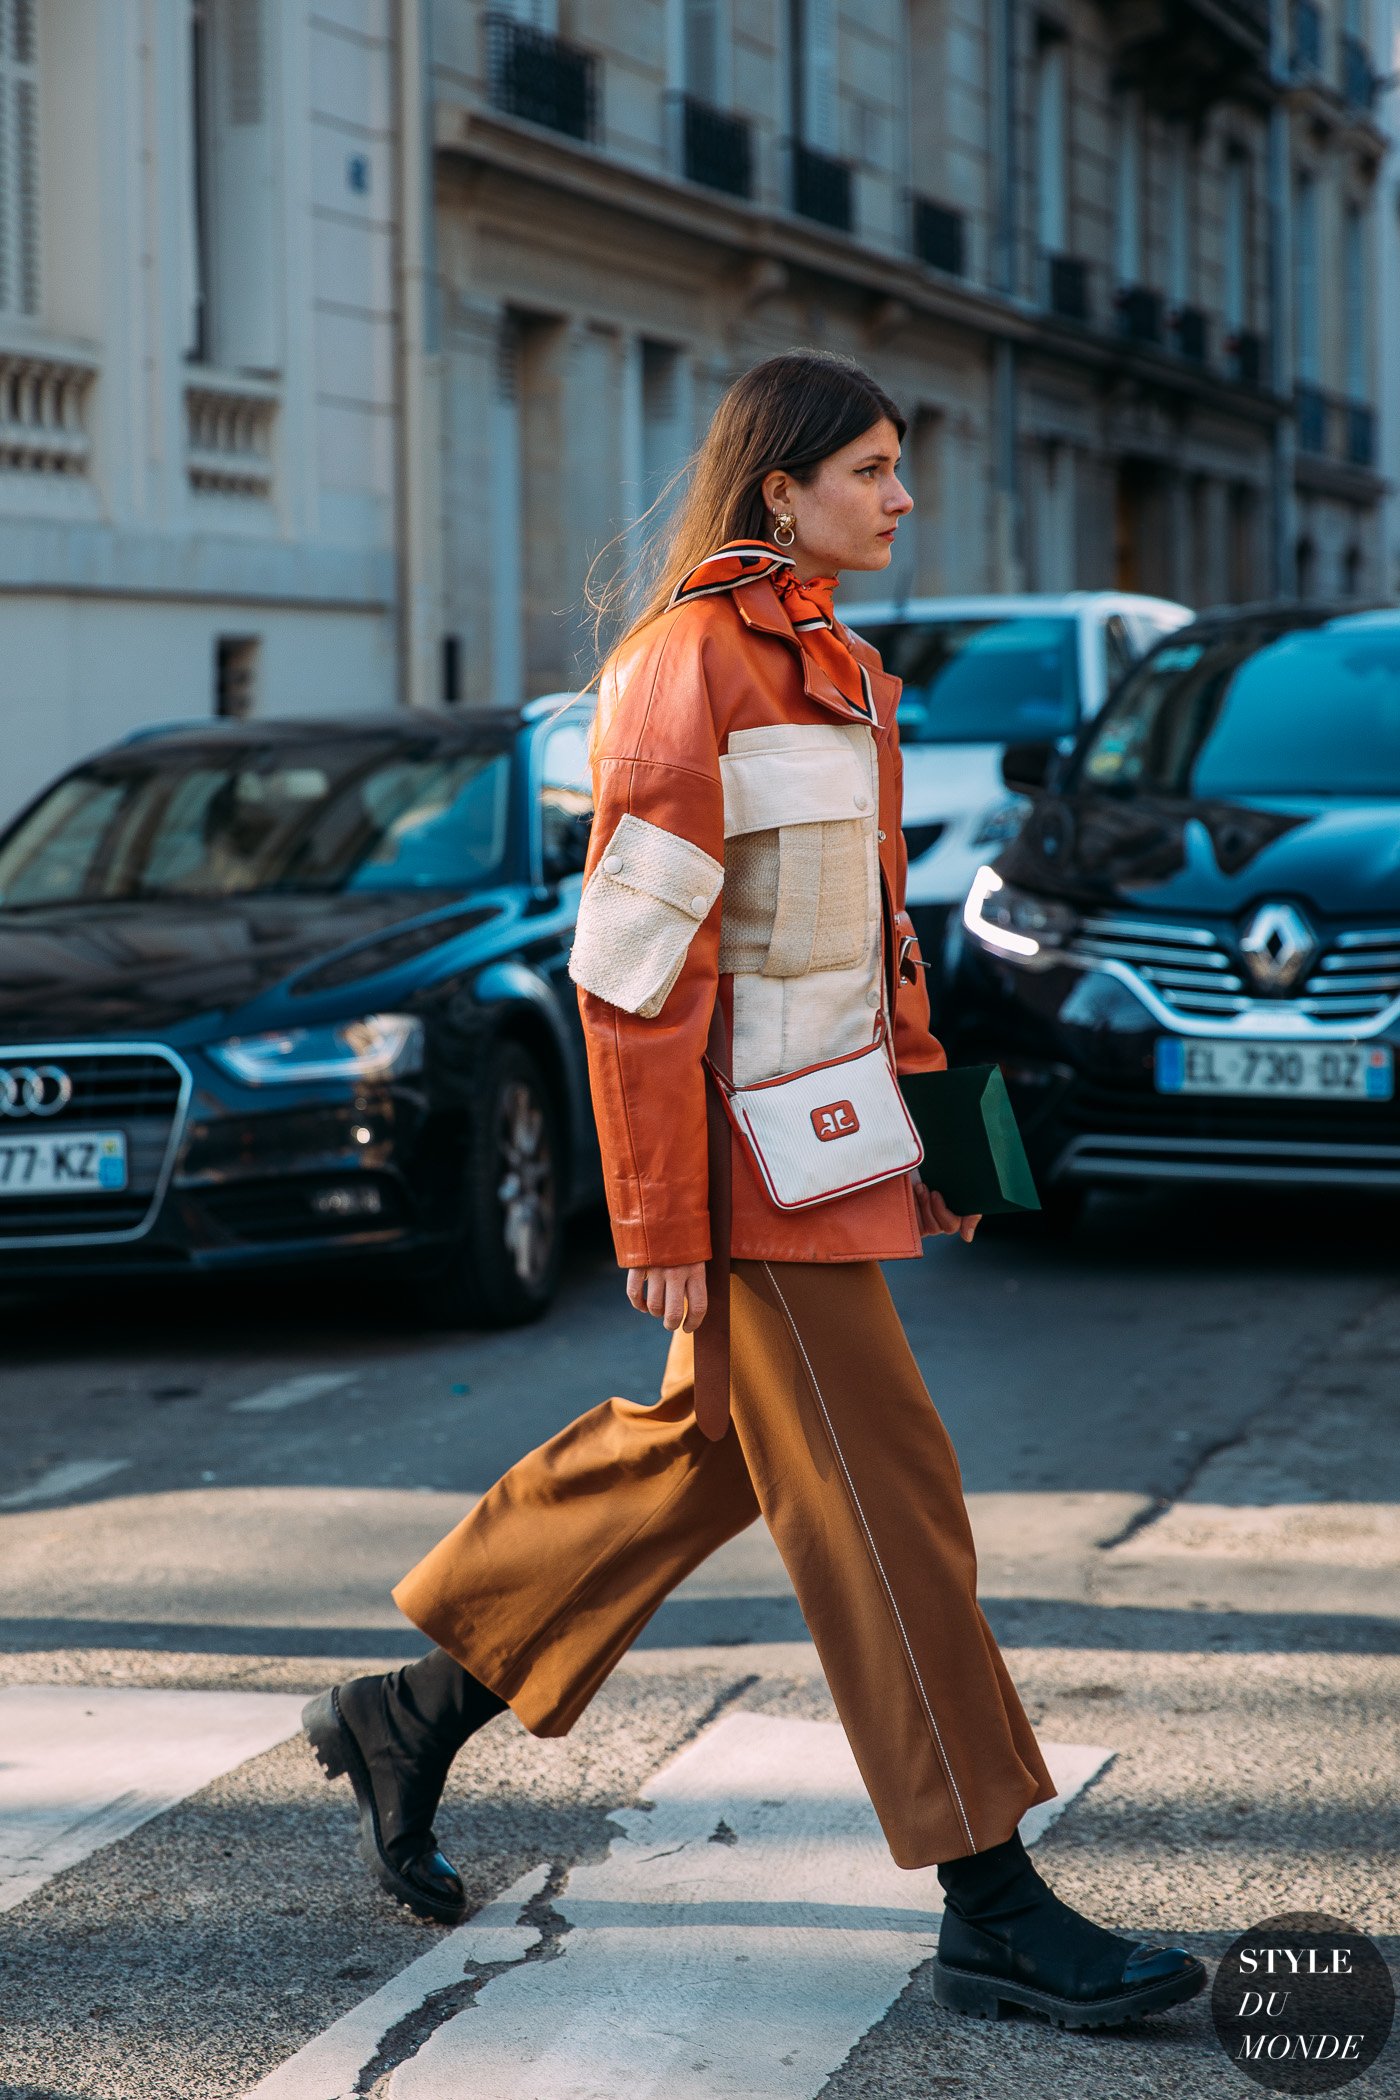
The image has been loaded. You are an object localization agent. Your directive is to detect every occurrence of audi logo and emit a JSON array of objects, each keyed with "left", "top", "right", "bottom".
[{"left": 0, "top": 1064, "right": 74, "bottom": 1118}]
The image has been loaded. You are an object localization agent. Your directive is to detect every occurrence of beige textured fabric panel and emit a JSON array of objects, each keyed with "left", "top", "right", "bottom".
[
  {"left": 719, "top": 819, "right": 871, "bottom": 981},
  {"left": 717, "top": 829, "right": 780, "bottom": 975},
  {"left": 765, "top": 824, "right": 822, "bottom": 977},
  {"left": 810, "top": 818, "right": 873, "bottom": 972},
  {"left": 568, "top": 813, "right": 724, "bottom": 1019},
  {"left": 720, "top": 723, "right": 874, "bottom": 839}
]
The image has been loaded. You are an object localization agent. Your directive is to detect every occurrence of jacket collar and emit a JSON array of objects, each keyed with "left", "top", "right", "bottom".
[{"left": 733, "top": 576, "right": 898, "bottom": 742}]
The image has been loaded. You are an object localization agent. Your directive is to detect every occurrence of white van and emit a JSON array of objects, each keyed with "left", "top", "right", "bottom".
[{"left": 849, "top": 591, "right": 1193, "bottom": 982}]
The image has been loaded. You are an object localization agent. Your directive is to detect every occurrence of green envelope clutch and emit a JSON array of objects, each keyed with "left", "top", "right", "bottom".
[{"left": 898, "top": 1064, "right": 1042, "bottom": 1216}]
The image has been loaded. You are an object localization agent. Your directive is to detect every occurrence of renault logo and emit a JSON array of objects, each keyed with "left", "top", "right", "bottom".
[
  {"left": 1239, "top": 904, "right": 1318, "bottom": 993},
  {"left": 0, "top": 1064, "right": 74, "bottom": 1118}
]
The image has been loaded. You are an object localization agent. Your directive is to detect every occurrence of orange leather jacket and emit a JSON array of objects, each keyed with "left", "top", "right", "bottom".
[{"left": 569, "top": 571, "right": 947, "bottom": 1270}]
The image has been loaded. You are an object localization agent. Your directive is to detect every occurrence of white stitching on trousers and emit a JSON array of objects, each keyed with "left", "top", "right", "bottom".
[{"left": 762, "top": 1261, "right": 978, "bottom": 1854}]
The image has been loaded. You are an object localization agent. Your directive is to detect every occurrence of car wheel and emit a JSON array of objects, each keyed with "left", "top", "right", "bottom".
[{"left": 416, "top": 1040, "right": 564, "bottom": 1329}]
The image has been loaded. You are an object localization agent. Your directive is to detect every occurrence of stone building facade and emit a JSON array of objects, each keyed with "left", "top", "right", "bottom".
[
  {"left": 0, "top": 0, "right": 403, "bottom": 824},
  {"left": 424, "top": 0, "right": 1389, "bottom": 708}
]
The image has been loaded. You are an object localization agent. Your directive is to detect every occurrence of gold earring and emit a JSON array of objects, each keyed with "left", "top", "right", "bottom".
[{"left": 772, "top": 511, "right": 796, "bottom": 547}]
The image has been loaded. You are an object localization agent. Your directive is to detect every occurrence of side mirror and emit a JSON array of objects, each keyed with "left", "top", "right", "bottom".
[
  {"left": 541, "top": 803, "right": 593, "bottom": 883},
  {"left": 1001, "top": 741, "right": 1055, "bottom": 793}
]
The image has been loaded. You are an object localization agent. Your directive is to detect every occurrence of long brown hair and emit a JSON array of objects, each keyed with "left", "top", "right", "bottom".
[{"left": 585, "top": 348, "right": 905, "bottom": 682}]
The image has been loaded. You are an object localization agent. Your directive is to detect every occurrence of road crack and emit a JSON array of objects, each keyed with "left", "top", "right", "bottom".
[{"left": 354, "top": 1861, "right": 573, "bottom": 2097}]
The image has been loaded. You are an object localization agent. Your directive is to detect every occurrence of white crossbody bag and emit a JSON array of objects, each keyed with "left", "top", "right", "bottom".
[{"left": 704, "top": 1012, "right": 923, "bottom": 1211}]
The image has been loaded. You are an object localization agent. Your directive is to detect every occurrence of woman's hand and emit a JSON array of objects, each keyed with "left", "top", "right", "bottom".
[
  {"left": 626, "top": 1262, "right": 709, "bottom": 1332},
  {"left": 912, "top": 1173, "right": 981, "bottom": 1243}
]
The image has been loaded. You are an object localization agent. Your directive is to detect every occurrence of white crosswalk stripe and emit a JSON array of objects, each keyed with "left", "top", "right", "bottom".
[
  {"left": 0, "top": 1686, "right": 1110, "bottom": 2098},
  {"left": 243, "top": 1712, "right": 1111, "bottom": 2100},
  {"left": 0, "top": 1685, "right": 305, "bottom": 1913},
  {"left": 229, "top": 1373, "right": 357, "bottom": 1414},
  {"left": 0, "top": 1457, "right": 130, "bottom": 1508}
]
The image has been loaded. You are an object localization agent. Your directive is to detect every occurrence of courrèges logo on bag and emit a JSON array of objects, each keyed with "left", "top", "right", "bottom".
[{"left": 811, "top": 1100, "right": 860, "bottom": 1141}]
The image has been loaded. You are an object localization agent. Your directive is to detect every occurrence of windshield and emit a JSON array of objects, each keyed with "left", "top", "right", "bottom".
[
  {"left": 862, "top": 616, "right": 1081, "bottom": 744},
  {"left": 0, "top": 737, "right": 514, "bottom": 906},
  {"left": 1077, "top": 620, "right": 1400, "bottom": 798}
]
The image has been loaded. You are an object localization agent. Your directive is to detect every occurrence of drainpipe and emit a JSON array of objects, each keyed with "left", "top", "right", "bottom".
[
  {"left": 1266, "top": 0, "right": 1296, "bottom": 598},
  {"left": 990, "top": 0, "right": 1023, "bottom": 592},
  {"left": 393, "top": 0, "right": 440, "bottom": 706}
]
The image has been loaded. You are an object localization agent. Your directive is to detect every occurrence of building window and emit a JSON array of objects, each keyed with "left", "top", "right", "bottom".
[
  {"left": 215, "top": 635, "right": 261, "bottom": 719},
  {"left": 442, "top": 634, "right": 462, "bottom": 705},
  {"left": 1223, "top": 146, "right": 1249, "bottom": 335},
  {"left": 684, "top": 0, "right": 724, "bottom": 106},
  {"left": 1114, "top": 90, "right": 1143, "bottom": 288},
  {"left": 0, "top": 0, "right": 39, "bottom": 320},
  {"left": 789, "top": 0, "right": 836, "bottom": 154},
  {"left": 189, "top": 0, "right": 280, "bottom": 372},
  {"left": 1295, "top": 533, "right": 1316, "bottom": 597},
  {"left": 1343, "top": 202, "right": 1367, "bottom": 401},
  {"left": 1294, "top": 169, "right": 1319, "bottom": 384},
  {"left": 1034, "top": 28, "right": 1067, "bottom": 261},
  {"left": 1167, "top": 125, "right": 1191, "bottom": 307},
  {"left": 1227, "top": 485, "right": 1256, "bottom": 601}
]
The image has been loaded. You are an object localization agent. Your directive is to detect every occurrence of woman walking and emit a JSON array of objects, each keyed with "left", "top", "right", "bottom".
[{"left": 304, "top": 350, "right": 1205, "bottom": 2033}]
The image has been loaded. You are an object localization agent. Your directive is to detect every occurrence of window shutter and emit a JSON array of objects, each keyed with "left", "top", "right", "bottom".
[
  {"left": 0, "top": 0, "right": 39, "bottom": 318},
  {"left": 226, "top": 0, "right": 262, "bottom": 125},
  {"left": 14, "top": 71, "right": 35, "bottom": 313},
  {"left": 684, "top": 0, "right": 721, "bottom": 105},
  {"left": 204, "top": 0, "right": 279, "bottom": 372}
]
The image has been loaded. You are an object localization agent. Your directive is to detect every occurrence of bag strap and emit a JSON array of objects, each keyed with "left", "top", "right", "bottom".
[
  {"left": 694, "top": 993, "right": 733, "bottom": 1442},
  {"left": 703, "top": 1007, "right": 888, "bottom": 1099}
]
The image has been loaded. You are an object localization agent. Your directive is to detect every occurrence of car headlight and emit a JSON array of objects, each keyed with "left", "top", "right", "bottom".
[
  {"left": 208, "top": 1013, "right": 425, "bottom": 1086},
  {"left": 970, "top": 795, "right": 1030, "bottom": 848},
  {"left": 963, "top": 866, "right": 1077, "bottom": 963}
]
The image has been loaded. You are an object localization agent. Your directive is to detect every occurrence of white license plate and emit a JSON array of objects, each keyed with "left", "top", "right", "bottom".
[
  {"left": 1155, "top": 1039, "right": 1394, "bottom": 1102},
  {"left": 0, "top": 1129, "right": 128, "bottom": 1195}
]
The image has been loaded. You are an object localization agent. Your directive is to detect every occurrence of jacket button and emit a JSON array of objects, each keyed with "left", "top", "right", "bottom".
[
  {"left": 603, "top": 855, "right": 623, "bottom": 874},
  {"left": 866, "top": 988, "right": 881, "bottom": 1008},
  {"left": 854, "top": 794, "right": 872, "bottom": 812},
  {"left": 690, "top": 894, "right": 709, "bottom": 914},
  {"left": 877, "top": 828, "right": 887, "bottom": 841}
]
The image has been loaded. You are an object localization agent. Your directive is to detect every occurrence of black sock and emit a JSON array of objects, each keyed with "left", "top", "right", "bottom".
[
  {"left": 935, "top": 1829, "right": 1040, "bottom": 1916},
  {"left": 387, "top": 1646, "right": 509, "bottom": 1761}
]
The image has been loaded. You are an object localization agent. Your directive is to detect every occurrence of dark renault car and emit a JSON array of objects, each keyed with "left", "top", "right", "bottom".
[
  {"left": 0, "top": 702, "right": 601, "bottom": 1323},
  {"left": 942, "top": 605, "right": 1400, "bottom": 1216}
]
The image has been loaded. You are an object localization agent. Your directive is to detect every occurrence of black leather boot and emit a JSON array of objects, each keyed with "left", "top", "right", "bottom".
[
  {"left": 933, "top": 1829, "right": 1207, "bottom": 2030},
  {"left": 303, "top": 1647, "right": 507, "bottom": 1925}
]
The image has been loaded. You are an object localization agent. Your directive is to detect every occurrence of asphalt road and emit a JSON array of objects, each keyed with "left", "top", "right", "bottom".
[{"left": 2, "top": 1187, "right": 1398, "bottom": 2099}]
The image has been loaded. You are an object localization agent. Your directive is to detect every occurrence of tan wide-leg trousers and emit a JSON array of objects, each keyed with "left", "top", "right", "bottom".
[{"left": 392, "top": 1258, "right": 1058, "bottom": 1867}]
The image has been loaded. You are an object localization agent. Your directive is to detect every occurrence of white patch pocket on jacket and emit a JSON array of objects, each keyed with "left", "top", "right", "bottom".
[
  {"left": 568, "top": 811, "right": 724, "bottom": 1018},
  {"left": 719, "top": 724, "right": 876, "bottom": 978}
]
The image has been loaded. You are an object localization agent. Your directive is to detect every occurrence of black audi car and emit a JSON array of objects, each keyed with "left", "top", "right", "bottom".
[
  {"left": 941, "top": 604, "right": 1400, "bottom": 1217},
  {"left": 0, "top": 701, "right": 602, "bottom": 1323}
]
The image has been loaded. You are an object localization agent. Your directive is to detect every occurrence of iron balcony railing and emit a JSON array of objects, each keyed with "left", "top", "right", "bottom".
[
  {"left": 1295, "top": 382, "right": 1328, "bottom": 454},
  {"left": 912, "top": 196, "right": 965, "bottom": 277},
  {"left": 1226, "top": 329, "right": 1265, "bottom": 388},
  {"left": 670, "top": 92, "right": 753, "bottom": 198},
  {"left": 1294, "top": 385, "right": 1378, "bottom": 469},
  {"left": 1341, "top": 31, "right": 1377, "bottom": 109},
  {"left": 485, "top": 12, "right": 598, "bottom": 143},
  {"left": 1044, "top": 251, "right": 1092, "bottom": 323},
  {"left": 1172, "top": 305, "right": 1209, "bottom": 363},
  {"left": 1116, "top": 283, "right": 1164, "bottom": 346},
  {"left": 790, "top": 141, "right": 853, "bottom": 232},
  {"left": 1346, "top": 400, "right": 1376, "bottom": 469},
  {"left": 1292, "top": 0, "right": 1324, "bottom": 74}
]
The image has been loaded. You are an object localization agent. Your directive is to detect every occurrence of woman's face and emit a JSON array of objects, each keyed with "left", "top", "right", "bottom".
[{"left": 762, "top": 417, "right": 913, "bottom": 580}]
